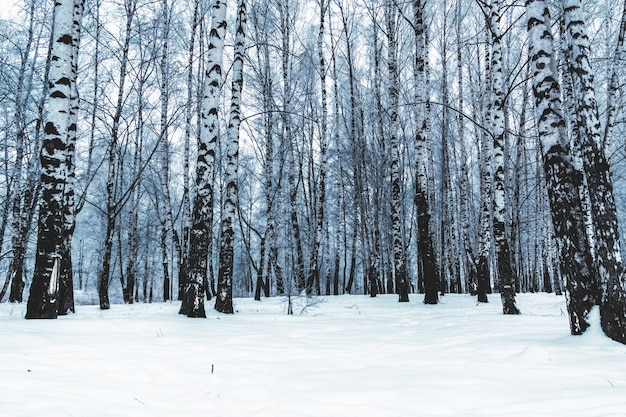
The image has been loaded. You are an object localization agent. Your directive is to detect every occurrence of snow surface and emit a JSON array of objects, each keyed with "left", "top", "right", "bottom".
[{"left": 1, "top": 293, "right": 625, "bottom": 417}]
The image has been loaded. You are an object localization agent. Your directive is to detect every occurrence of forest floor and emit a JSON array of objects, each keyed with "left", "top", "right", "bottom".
[{"left": 1, "top": 293, "right": 625, "bottom": 417}]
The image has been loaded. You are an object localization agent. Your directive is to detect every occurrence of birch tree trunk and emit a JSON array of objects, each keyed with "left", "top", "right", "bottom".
[
  {"left": 455, "top": 0, "right": 477, "bottom": 296},
  {"left": 125, "top": 94, "right": 143, "bottom": 304},
  {"left": 306, "top": 0, "right": 329, "bottom": 297},
  {"left": 526, "top": 0, "right": 596, "bottom": 334},
  {"left": 215, "top": 0, "right": 246, "bottom": 314},
  {"left": 562, "top": 0, "right": 626, "bottom": 342},
  {"left": 57, "top": 0, "right": 84, "bottom": 315},
  {"left": 27, "top": 0, "right": 84, "bottom": 319},
  {"left": 279, "top": 1, "right": 306, "bottom": 295},
  {"left": 386, "top": 2, "right": 409, "bottom": 302},
  {"left": 477, "top": 32, "right": 493, "bottom": 304},
  {"left": 489, "top": 0, "right": 519, "bottom": 314},
  {"left": 413, "top": 0, "right": 439, "bottom": 304},
  {"left": 157, "top": 0, "right": 182, "bottom": 302},
  {"left": 559, "top": 18, "right": 597, "bottom": 272},
  {"left": 180, "top": 0, "right": 200, "bottom": 301},
  {"left": 338, "top": 0, "right": 363, "bottom": 296},
  {"left": 181, "top": 0, "right": 226, "bottom": 317},
  {"left": 439, "top": 5, "right": 451, "bottom": 294}
]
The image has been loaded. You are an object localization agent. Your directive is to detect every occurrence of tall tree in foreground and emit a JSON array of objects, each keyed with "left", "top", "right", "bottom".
[
  {"left": 413, "top": 0, "right": 438, "bottom": 304},
  {"left": 181, "top": 0, "right": 226, "bottom": 317},
  {"left": 488, "top": 0, "right": 519, "bottom": 314},
  {"left": 215, "top": 0, "right": 246, "bottom": 314},
  {"left": 57, "top": 0, "right": 84, "bottom": 315},
  {"left": 562, "top": 0, "right": 626, "bottom": 343},
  {"left": 526, "top": 0, "right": 596, "bottom": 333},
  {"left": 26, "top": 0, "right": 85, "bottom": 319}
]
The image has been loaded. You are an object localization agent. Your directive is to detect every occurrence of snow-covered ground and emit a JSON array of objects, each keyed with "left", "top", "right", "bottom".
[{"left": 1, "top": 293, "right": 625, "bottom": 417}]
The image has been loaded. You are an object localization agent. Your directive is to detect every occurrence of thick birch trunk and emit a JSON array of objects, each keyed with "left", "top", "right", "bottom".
[
  {"left": 562, "top": 0, "right": 626, "bottom": 343},
  {"left": 27, "top": 0, "right": 81, "bottom": 319},
  {"left": 57, "top": 0, "right": 84, "bottom": 315},
  {"left": 526, "top": 0, "right": 596, "bottom": 333},
  {"left": 216, "top": 0, "right": 246, "bottom": 314},
  {"left": 181, "top": 0, "right": 226, "bottom": 317}
]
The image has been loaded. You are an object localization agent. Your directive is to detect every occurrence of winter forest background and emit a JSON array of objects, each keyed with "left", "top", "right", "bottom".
[{"left": 2, "top": 0, "right": 626, "bottom": 341}]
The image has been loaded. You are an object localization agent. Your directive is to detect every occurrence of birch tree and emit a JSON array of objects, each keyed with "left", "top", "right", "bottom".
[
  {"left": 526, "top": 0, "right": 596, "bottom": 334},
  {"left": 26, "top": 0, "right": 85, "bottom": 319},
  {"left": 306, "top": 0, "right": 329, "bottom": 297},
  {"left": 180, "top": 0, "right": 201, "bottom": 301},
  {"left": 156, "top": 0, "right": 183, "bottom": 302},
  {"left": 476, "top": 31, "right": 492, "bottom": 304},
  {"left": 455, "top": 0, "right": 477, "bottom": 296},
  {"left": 282, "top": 0, "right": 306, "bottom": 295},
  {"left": 562, "top": 0, "right": 626, "bottom": 342},
  {"left": 215, "top": 0, "right": 246, "bottom": 314},
  {"left": 413, "top": 0, "right": 439, "bottom": 304},
  {"left": 57, "top": 0, "right": 84, "bottom": 315},
  {"left": 488, "top": 0, "right": 519, "bottom": 314},
  {"left": 386, "top": 1, "right": 409, "bottom": 302},
  {"left": 180, "top": 0, "right": 226, "bottom": 317}
]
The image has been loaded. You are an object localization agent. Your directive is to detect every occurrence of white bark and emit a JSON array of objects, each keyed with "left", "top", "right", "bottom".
[
  {"left": 489, "top": 0, "right": 519, "bottom": 314},
  {"left": 216, "top": 0, "right": 246, "bottom": 314},
  {"left": 563, "top": 0, "right": 626, "bottom": 342},
  {"left": 27, "top": 0, "right": 83, "bottom": 319},
  {"left": 527, "top": 0, "right": 596, "bottom": 334},
  {"left": 181, "top": 0, "right": 227, "bottom": 317}
]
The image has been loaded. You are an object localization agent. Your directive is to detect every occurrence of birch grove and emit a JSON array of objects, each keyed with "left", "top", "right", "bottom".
[{"left": 2, "top": 0, "right": 626, "bottom": 344}]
